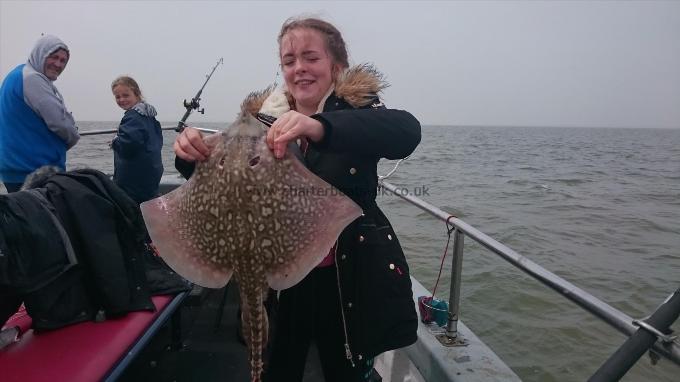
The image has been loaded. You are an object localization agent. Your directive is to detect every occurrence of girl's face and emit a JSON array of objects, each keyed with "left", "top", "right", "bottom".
[
  {"left": 280, "top": 28, "right": 338, "bottom": 114},
  {"left": 112, "top": 84, "right": 140, "bottom": 111}
]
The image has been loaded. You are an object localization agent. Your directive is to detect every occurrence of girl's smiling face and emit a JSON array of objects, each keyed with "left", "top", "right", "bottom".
[
  {"left": 280, "top": 28, "right": 339, "bottom": 115},
  {"left": 112, "top": 84, "right": 141, "bottom": 111}
]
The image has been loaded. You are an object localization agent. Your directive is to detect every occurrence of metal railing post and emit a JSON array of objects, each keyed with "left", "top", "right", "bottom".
[{"left": 446, "top": 228, "right": 464, "bottom": 338}]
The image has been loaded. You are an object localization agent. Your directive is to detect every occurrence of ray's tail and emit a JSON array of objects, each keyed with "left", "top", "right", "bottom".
[{"left": 239, "top": 282, "right": 269, "bottom": 382}]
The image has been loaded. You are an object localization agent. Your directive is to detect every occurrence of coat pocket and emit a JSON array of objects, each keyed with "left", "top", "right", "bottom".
[
  {"left": 357, "top": 223, "right": 411, "bottom": 297},
  {"left": 354, "top": 222, "right": 415, "bottom": 353}
]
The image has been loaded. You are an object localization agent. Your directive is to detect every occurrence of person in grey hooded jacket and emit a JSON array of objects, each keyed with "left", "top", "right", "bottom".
[{"left": 0, "top": 34, "right": 80, "bottom": 192}]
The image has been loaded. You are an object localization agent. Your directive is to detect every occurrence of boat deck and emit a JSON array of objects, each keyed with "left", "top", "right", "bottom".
[
  {"left": 116, "top": 277, "right": 518, "bottom": 382},
  {"left": 117, "top": 283, "right": 329, "bottom": 382}
]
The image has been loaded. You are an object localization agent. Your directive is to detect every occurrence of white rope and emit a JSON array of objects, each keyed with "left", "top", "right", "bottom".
[{"left": 378, "top": 155, "right": 411, "bottom": 181}]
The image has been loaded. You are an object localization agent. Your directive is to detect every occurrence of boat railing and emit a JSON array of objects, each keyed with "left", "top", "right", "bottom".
[
  {"left": 378, "top": 180, "right": 680, "bottom": 370},
  {"left": 78, "top": 125, "right": 218, "bottom": 137}
]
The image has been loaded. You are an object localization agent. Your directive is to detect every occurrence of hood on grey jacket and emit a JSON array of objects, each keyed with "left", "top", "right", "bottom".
[
  {"left": 27, "top": 35, "right": 70, "bottom": 79},
  {"left": 132, "top": 102, "right": 157, "bottom": 118}
]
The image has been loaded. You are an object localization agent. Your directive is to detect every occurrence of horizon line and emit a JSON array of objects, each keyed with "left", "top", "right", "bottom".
[{"left": 76, "top": 121, "right": 680, "bottom": 130}]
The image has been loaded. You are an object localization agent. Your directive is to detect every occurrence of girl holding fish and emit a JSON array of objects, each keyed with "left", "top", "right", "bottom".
[{"left": 174, "top": 16, "right": 420, "bottom": 382}]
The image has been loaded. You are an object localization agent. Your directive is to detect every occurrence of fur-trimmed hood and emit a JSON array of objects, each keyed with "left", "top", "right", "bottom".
[
  {"left": 237, "top": 63, "right": 389, "bottom": 121},
  {"left": 334, "top": 64, "right": 388, "bottom": 108}
]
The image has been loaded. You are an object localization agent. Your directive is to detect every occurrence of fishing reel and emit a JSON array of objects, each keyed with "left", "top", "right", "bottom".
[
  {"left": 176, "top": 57, "right": 222, "bottom": 132},
  {"left": 183, "top": 98, "right": 204, "bottom": 114}
]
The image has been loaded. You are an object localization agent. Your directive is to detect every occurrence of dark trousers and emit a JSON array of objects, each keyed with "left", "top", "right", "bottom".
[
  {"left": 264, "top": 266, "right": 374, "bottom": 382},
  {"left": 2, "top": 183, "right": 22, "bottom": 193}
]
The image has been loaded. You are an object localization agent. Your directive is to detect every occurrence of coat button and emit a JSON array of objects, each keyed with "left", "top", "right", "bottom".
[
  {"left": 358, "top": 235, "right": 364, "bottom": 242},
  {"left": 387, "top": 234, "right": 392, "bottom": 240},
  {"left": 341, "top": 254, "right": 346, "bottom": 260},
  {"left": 349, "top": 167, "right": 357, "bottom": 175},
  {"left": 347, "top": 302, "right": 353, "bottom": 308},
  {"left": 389, "top": 263, "right": 395, "bottom": 270}
]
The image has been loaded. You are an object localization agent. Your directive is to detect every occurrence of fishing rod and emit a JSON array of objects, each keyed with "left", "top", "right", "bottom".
[
  {"left": 176, "top": 57, "right": 223, "bottom": 132},
  {"left": 80, "top": 58, "right": 223, "bottom": 137}
]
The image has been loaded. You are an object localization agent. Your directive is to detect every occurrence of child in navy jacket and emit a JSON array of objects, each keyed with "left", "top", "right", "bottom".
[{"left": 111, "top": 76, "right": 163, "bottom": 204}]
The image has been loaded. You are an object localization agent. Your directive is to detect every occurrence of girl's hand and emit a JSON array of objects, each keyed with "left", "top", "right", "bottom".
[
  {"left": 174, "top": 127, "right": 211, "bottom": 162},
  {"left": 266, "top": 111, "right": 324, "bottom": 159}
]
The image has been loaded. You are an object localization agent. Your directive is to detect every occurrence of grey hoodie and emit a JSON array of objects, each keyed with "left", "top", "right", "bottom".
[{"left": 23, "top": 35, "right": 79, "bottom": 148}]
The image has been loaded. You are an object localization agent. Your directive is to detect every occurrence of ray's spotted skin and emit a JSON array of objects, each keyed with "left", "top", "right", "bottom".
[{"left": 140, "top": 91, "right": 362, "bottom": 382}]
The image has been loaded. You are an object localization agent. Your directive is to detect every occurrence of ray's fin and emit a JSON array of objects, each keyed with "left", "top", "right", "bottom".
[{"left": 141, "top": 191, "right": 234, "bottom": 288}]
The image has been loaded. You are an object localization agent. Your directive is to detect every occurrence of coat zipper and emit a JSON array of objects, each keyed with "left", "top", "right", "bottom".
[{"left": 333, "top": 240, "right": 356, "bottom": 367}]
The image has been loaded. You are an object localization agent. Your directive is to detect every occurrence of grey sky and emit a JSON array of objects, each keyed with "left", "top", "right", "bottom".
[{"left": 1, "top": 0, "right": 678, "bottom": 128}]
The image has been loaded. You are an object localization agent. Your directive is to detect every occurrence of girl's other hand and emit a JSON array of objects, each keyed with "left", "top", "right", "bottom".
[
  {"left": 174, "top": 127, "right": 211, "bottom": 162},
  {"left": 266, "top": 111, "right": 324, "bottom": 159}
]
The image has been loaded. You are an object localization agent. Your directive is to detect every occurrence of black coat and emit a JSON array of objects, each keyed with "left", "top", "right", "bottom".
[
  {"left": 0, "top": 170, "right": 188, "bottom": 330},
  {"left": 306, "top": 93, "right": 421, "bottom": 360},
  {"left": 174, "top": 91, "right": 421, "bottom": 361}
]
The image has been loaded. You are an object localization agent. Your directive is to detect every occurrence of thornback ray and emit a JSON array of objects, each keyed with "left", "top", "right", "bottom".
[{"left": 140, "top": 90, "right": 363, "bottom": 382}]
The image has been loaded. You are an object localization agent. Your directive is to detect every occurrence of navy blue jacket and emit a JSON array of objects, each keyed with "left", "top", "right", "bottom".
[{"left": 112, "top": 104, "right": 163, "bottom": 204}]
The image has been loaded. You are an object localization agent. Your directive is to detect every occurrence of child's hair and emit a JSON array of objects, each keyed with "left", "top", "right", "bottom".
[{"left": 111, "top": 76, "right": 143, "bottom": 100}]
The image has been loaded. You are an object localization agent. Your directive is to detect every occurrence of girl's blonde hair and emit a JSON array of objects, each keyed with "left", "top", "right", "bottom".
[{"left": 111, "top": 76, "right": 143, "bottom": 100}]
